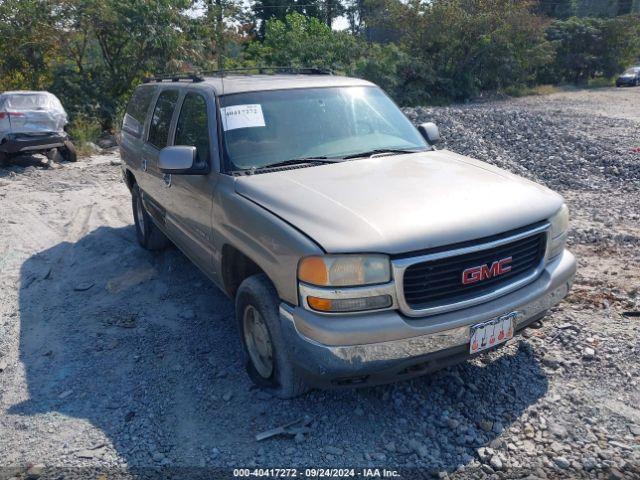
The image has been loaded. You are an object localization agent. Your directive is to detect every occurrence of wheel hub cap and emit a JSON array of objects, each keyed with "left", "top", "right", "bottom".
[{"left": 243, "top": 305, "right": 274, "bottom": 378}]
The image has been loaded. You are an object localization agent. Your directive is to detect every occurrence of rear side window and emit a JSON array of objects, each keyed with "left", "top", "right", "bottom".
[
  {"left": 175, "top": 93, "right": 211, "bottom": 168},
  {"left": 147, "top": 90, "right": 179, "bottom": 149},
  {"left": 122, "top": 86, "right": 156, "bottom": 137}
]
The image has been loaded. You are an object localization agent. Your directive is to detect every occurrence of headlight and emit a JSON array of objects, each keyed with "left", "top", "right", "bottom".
[
  {"left": 298, "top": 254, "right": 391, "bottom": 287},
  {"left": 548, "top": 204, "right": 569, "bottom": 259},
  {"left": 298, "top": 255, "right": 394, "bottom": 313}
]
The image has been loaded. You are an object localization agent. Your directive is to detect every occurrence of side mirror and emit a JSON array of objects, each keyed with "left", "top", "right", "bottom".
[
  {"left": 417, "top": 122, "right": 440, "bottom": 145},
  {"left": 158, "top": 146, "right": 197, "bottom": 174}
]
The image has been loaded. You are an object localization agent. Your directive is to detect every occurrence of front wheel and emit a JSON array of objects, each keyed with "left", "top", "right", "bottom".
[
  {"left": 60, "top": 140, "right": 77, "bottom": 162},
  {"left": 236, "top": 274, "right": 309, "bottom": 398},
  {"left": 131, "top": 184, "right": 170, "bottom": 251},
  {"left": 0, "top": 151, "right": 8, "bottom": 167}
]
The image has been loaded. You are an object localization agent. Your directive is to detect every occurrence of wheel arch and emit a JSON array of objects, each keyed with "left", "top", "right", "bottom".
[
  {"left": 221, "top": 244, "right": 267, "bottom": 298},
  {"left": 123, "top": 168, "right": 136, "bottom": 191}
]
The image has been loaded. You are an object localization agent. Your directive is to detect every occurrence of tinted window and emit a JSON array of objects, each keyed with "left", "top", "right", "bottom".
[
  {"left": 175, "top": 93, "right": 211, "bottom": 168},
  {"left": 147, "top": 90, "right": 179, "bottom": 149},
  {"left": 122, "top": 86, "right": 156, "bottom": 137}
]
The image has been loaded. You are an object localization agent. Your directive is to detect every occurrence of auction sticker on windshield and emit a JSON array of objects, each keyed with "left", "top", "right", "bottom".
[
  {"left": 221, "top": 104, "right": 265, "bottom": 131},
  {"left": 470, "top": 312, "right": 517, "bottom": 354}
]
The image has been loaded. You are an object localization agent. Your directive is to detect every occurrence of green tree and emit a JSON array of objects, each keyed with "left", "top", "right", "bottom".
[
  {"left": 536, "top": 0, "right": 576, "bottom": 19},
  {"left": 244, "top": 12, "right": 407, "bottom": 99},
  {"left": 246, "top": 12, "right": 358, "bottom": 69},
  {"left": 0, "top": 0, "right": 58, "bottom": 90},
  {"left": 192, "top": 0, "right": 252, "bottom": 70},
  {"left": 384, "top": 0, "right": 554, "bottom": 102},
  {"left": 543, "top": 15, "right": 640, "bottom": 83},
  {"left": 253, "top": 0, "right": 324, "bottom": 38},
  {"left": 50, "top": 0, "right": 194, "bottom": 127}
]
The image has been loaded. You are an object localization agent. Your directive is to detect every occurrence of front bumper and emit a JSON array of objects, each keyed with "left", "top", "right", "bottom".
[
  {"left": 279, "top": 249, "right": 576, "bottom": 387},
  {"left": 0, "top": 132, "right": 67, "bottom": 154},
  {"left": 616, "top": 78, "right": 637, "bottom": 86}
]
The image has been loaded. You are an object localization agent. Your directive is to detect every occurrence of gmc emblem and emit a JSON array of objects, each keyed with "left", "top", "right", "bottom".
[{"left": 462, "top": 257, "right": 512, "bottom": 285}]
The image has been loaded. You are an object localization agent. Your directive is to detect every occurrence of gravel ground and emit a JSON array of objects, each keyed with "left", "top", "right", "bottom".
[{"left": 0, "top": 87, "right": 639, "bottom": 479}]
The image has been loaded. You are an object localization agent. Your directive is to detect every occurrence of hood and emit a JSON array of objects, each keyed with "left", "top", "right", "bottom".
[{"left": 235, "top": 150, "right": 563, "bottom": 254}]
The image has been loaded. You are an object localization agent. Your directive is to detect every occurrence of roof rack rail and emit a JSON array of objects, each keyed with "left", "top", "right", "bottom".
[
  {"left": 143, "top": 73, "right": 204, "bottom": 84},
  {"left": 200, "top": 66, "right": 334, "bottom": 77}
]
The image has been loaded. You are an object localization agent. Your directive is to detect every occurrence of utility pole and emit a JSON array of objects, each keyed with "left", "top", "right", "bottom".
[
  {"left": 216, "top": 0, "right": 224, "bottom": 70},
  {"left": 207, "top": 0, "right": 225, "bottom": 70},
  {"left": 326, "top": 0, "right": 333, "bottom": 28}
]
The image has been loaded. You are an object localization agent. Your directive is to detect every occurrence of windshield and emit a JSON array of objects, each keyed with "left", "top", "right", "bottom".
[
  {"left": 624, "top": 68, "right": 640, "bottom": 75},
  {"left": 219, "top": 86, "right": 428, "bottom": 171}
]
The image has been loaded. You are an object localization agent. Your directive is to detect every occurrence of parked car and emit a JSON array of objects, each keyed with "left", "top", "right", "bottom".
[
  {"left": 616, "top": 67, "right": 640, "bottom": 87},
  {"left": 119, "top": 71, "right": 576, "bottom": 397},
  {"left": 0, "top": 91, "right": 76, "bottom": 164}
]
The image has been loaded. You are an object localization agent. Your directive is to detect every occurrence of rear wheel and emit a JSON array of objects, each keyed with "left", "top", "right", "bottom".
[
  {"left": 60, "top": 140, "right": 77, "bottom": 162},
  {"left": 236, "top": 274, "right": 309, "bottom": 398},
  {"left": 131, "top": 183, "right": 170, "bottom": 251}
]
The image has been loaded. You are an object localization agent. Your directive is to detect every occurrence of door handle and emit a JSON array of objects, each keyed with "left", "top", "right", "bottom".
[
  {"left": 142, "top": 158, "right": 148, "bottom": 172},
  {"left": 163, "top": 173, "right": 172, "bottom": 188}
]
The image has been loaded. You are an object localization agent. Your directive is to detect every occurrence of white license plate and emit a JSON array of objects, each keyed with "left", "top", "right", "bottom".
[{"left": 470, "top": 312, "right": 517, "bottom": 354}]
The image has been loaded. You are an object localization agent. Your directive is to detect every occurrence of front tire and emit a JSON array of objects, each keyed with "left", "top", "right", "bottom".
[
  {"left": 60, "top": 140, "right": 77, "bottom": 162},
  {"left": 0, "top": 151, "right": 8, "bottom": 167},
  {"left": 131, "top": 184, "right": 170, "bottom": 251},
  {"left": 236, "top": 274, "right": 309, "bottom": 398}
]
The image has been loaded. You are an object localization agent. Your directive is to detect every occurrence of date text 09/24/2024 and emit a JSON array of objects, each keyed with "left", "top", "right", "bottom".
[{"left": 233, "top": 468, "right": 401, "bottom": 478}]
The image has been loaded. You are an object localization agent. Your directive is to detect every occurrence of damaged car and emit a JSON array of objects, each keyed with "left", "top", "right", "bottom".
[
  {"left": 120, "top": 71, "right": 576, "bottom": 397},
  {"left": 0, "top": 91, "right": 76, "bottom": 164}
]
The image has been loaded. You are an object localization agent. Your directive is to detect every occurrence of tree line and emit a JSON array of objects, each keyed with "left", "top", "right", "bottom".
[{"left": 1, "top": 0, "right": 639, "bottom": 129}]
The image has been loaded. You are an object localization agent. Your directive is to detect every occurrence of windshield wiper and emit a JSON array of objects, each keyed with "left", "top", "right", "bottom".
[
  {"left": 342, "top": 148, "right": 425, "bottom": 160},
  {"left": 242, "top": 157, "right": 343, "bottom": 173}
]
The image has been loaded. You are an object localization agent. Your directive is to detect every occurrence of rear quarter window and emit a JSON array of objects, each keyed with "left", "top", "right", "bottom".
[{"left": 122, "top": 86, "right": 157, "bottom": 138}]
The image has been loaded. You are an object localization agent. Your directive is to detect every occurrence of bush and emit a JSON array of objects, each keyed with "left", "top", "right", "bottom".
[
  {"left": 68, "top": 116, "right": 101, "bottom": 156},
  {"left": 245, "top": 13, "right": 360, "bottom": 71},
  {"left": 244, "top": 13, "right": 410, "bottom": 102},
  {"left": 542, "top": 15, "right": 640, "bottom": 83},
  {"left": 378, "top": 0, "right": 554, "bottom": 103}
]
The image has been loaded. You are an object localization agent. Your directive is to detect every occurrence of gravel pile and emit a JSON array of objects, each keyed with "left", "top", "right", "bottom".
[{"left": 404, "top": 105, "right": 640, "bottom": 192}]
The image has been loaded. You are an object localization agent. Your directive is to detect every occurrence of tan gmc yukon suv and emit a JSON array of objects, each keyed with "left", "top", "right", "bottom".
[{"left": 119, "top": 70, "right": 576, "bottom": 397}]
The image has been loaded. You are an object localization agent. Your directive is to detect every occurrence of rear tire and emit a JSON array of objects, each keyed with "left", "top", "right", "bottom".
[
  {"left": 60, "top": 140, "right": 77, "bottom": 162},
  {"left": 131, "top": 183, "right": 170, "bottom": 251},
  {"left": 236, "top": 274, "right": 310, "bottom": 398}
]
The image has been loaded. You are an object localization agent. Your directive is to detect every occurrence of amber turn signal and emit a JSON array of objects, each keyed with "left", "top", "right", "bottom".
[
  {"left": 307, "top": 296, "right": 333, "bottom": 311},
  {"left": 307, "top": 295, "right": 392, "bottom": 313},
  {"left": 298, "top": 256, "right": 329, "bottom": 286}
]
